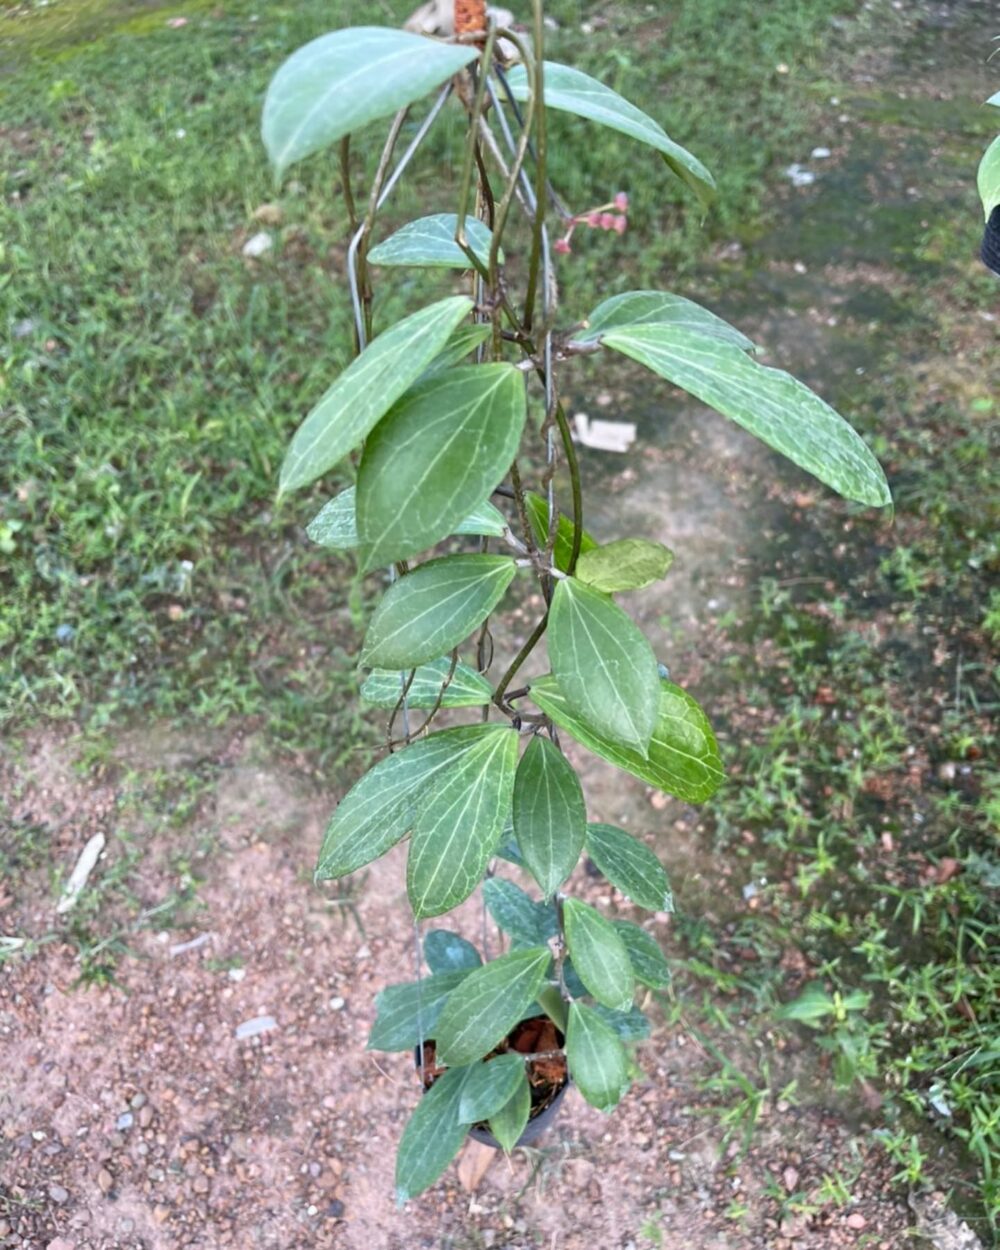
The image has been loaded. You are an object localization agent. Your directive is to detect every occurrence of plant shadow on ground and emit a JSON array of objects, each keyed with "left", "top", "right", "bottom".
[{"left": 1, "top": 0, "right": 998, "bottom": 1244}]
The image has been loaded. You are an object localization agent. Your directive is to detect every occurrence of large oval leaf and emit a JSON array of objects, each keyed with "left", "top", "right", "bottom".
[
  {"left": 316, "top": 724, "right": 504, "bottom": 880},
  {"left": 394, "top": 1063, "right": 470, "bottom": 1205},
  {"left": 280, "top": 296, "right": 472, "bottom": 496},
  {"left": 360, "top": 555, "right": 516, "bottom": 670},
  {"left": 602, "top": 323, "right": 891, "bottom": 508},
  {"left": 575, "top": 539, "right": 673, "bottom": 594},
  {"left": 458, "top": 1054, "right": 526, "bottom": 1124},
  {"left": 263, "top": 27, "right": 477, "bottom": 179},
  {"left": 487, "top": 1066, "right": 532, "bottom": 1152},
  {"left": 979, "top": 134, "right": 1000, "bottom": 219},
  {"left": 482, "top": 877, "right": 559, "bottom": 948},
  {"left": 434, "top": 947, "right": 552, "bottom": 1067},
  {"left": 530, "top": 674, "right": 723, "bottom": 804},
  {"left": 368, "top": 969, "right": 470, "bottom": 1051},
  {"left": 512, "top": 735, "right": 586, "bottom": 898},
  {"left": 585, "top": 822, "right": 672, "bottom": 912},
  {"left": 562, "top": 897, "right": 634, "bottom": 1012},
  {"left": 421, "top": 322, "right": 492, "bottom": 377},
  {"left": 407, "top": 725, "right": 519, "bottom": 918},
  {"left": 307, "top": 487, "right": 506, "bottom": 551},
  {"left": 369, "top": 214, "right": 498, "bottom": 270},
  {"left": 505, "top": 61, "right": 715, "bottom": 206},
  {"left": 571, "top": 290, "right": 755, "bottom": 351},
  {"left": 361, "top": 657, "right": 493, "bottom": 709},
  {"left": 357, "top": 365, "right": 526, "bottom": 570},
  {"left": 566, "top": 1001, "right": 630, "bottom": 1112},
  {"left": 547, "top": 577, "right": 660, "bottom": 756},
  {"left": 612, "top": 919, "right": 672, "bottom": 990}
]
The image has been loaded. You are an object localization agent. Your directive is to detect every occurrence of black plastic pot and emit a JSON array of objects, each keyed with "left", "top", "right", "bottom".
[
  {"left": 983, "top": 206, "right": 1000, "bottom": 276},
  {"left": 414, "top": 1017, "right": 570, "bottom": 1151}
]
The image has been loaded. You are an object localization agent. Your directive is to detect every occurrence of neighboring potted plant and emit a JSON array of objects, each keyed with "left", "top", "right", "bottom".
[
  {"left": 261, "top": 0, "right": 891, "bottom": 1203},
  {"left": 979, "top": 80, "right": 999, "bottom": 273}
]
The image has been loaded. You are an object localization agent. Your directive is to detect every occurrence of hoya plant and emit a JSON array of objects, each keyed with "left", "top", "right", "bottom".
[
  {"left": 980, "top": 79, "right": 999, "bottom": 273},
  {"left": 261, "top": 1, "right": 891, "bottom": 1203}
]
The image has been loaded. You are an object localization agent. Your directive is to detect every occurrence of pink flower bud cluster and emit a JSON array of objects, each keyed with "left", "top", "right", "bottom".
[{"left": 554, "top": 192, "right": 629, "bottom": 256}]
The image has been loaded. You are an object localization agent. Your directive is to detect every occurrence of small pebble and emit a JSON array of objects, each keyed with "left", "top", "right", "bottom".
[
  {"left": 329, "top": 996, "right": 346, "bottom": 1011},
  {"left": 97, "top": 1168, "right": 113, "bottom": 1194},
  {"left": 48, "top": 1184, "right": 70, "bottom": 1204},
  {"left": 327, "top": 1199, "right": 345, "bottom": 1219},
  {"left": 235, "top": 1015, "right": 278, "bottom": 1040},
  {"left": 130, "top": 1093, "right": 147, "bottom": 1110},
  {"left": 846, "top": 1213, "right": 867, "bottom": 1230},
  {"left": 116, "top": 1112, "right": 134, "bottom": 1130}
]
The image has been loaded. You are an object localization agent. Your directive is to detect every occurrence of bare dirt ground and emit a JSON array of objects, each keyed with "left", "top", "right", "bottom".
[{"left": 2, "top": 722, "right": 917, "bottom": 1250}]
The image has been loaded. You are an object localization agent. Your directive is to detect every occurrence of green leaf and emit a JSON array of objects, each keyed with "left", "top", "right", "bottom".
[
  {"left": 602, "top": 324, "right": 891, "bottom": 508},
  {"left": 458, "top": 1054, "right": 526, "bottom": 1124},
  {"left": 571, "top": 290, "right": 755, "bottom": 351},
  {"left": 316, "top": 724, "right": 505, "bottom": 880},
  {"left": 575, "top": 539, "right": 674, "bottom": 594},
  {"left": 512, "top": 735, "right": 586, "bottom": 898},
  {"left": 548, "top": 577, "right": 660, "bottom": 755},
  {"left": 453, "top": 499, "right": 507, "bottom": 537},
  {"left": 407, "top": 725, "right": 519, "bottom": 918},
  {"left": 482, "top": 877, "right": 558, "bottom": 947},
  {"left": 988, "top": 91, "right": 1000, "bottom": 109},
  {"left": 585, "top": 823, "right": 672, "bottom": 912},
  {"left": 488, "top": 1068, "right": 531, "bottom": 1152},
  {"left": 360, "top": 555, "right": 516, "bottom": 670},
  {"left": 368, "top": 970, "right": 470, "bottom": 1051},
  {"left": 305, "top": 488, "right": 357, "bottom": 549},
  {"left": 562, "top": 898, "right": 634, "bottom": 1012},
  {"left": 368, "top": 214, "right": 499, "bottom": 270},
  {"left": 591, "top": 1002, "right": 651, "bottom": 1042},
  {"left": 424, "top": 930, "right": 482, "bottom": 975},
  {"left": 505, "top": 61, "right": 715, "bottom": 206},
  {"left": 308, "top": 486, "right": 506, "bottom": 551},
  {"left": 978, "top": 135, "right": 1000, "bottom": 219},
  {"left": 394, "top": 1063, "right": 470, "bottom": 1205},
  {"left": 262, "top": 27, "right": 477, "bottom": 179},
  {"left": 280, "top": 296, "right": 472, "bottom": 495},
  {"left": 774, "top": 982, "right": 835, "bottom": 1026},
  {"left": 357, "top": 365, "right": 526, "bottom": 569},
  {"left": 565, "top": 1001, "right": 630, "bottom": 1112},
  {"left": 361, "top": 658, "right": 493, "bottom": 709},
  {"left": 434, "top": 947, "right": 552, "bottom": 1067},
  {"left": 612, "top": 920, "right": 671, "bottom": 990},
  {"left": 524, "top": 490, "right": 597, "bottom": 573},
  {"left": 530, "top": 674, "right": 723, "bottom": 804},
  {"left": 421, "top": 322, "right": 492, "bottom": 376}
]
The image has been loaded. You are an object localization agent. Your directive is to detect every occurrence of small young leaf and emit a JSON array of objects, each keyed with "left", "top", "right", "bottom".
[
  {"left": 263, "top": 28, "right": 476, "bottom": 179},
  {"left": 524, "top": 491, "right": 597, "bottom": 573},
  {"left": 505, "top": 61, "right": 715, "bottom": 206},
  {"left": 482, "top": 877, "right": 558, "bottom": 947},
  {"left": 357, "top": 365, "right": 526, "bottom": 570},
  {"left": 565, "top": 1001, "right": 631, "bottom": 1113},
  {"left": 512, "top": 735, "right": 587, "bottom": 898},
  {"left": 548, "top": 578, "right": 660, "bottom": 756},
  {"left": 585, "top": 823, "right": 673, "bottom": 912},
  {"left": 575, "top": 539, "right": 674, "bottom": 594},
  {"left": 279, "top": 296, "right": 472, "bottom": 495},
  {"left": 316, "top": 724, "right": 504, "bottom": 880},
  {"left": 602, "top": 324, "right": 891, "bottom": 508},
  {"left": 488, "top": 1067, "right": 531, "bottom": 1152},
  {"left": 360, "top": 555, "right": 516, "bottom": 670},
  {"left": 611, "top": 919, "right": 671, "bottom": 989},
  {"left": 434, "top": 947, "right": 552, "bottom": 1067},
  {"left": 361, "top": 657, "right": 493, "bottom": 710},
  {"left": 590, "top": 1002, "right": 652, "bottom": 1042},
  {"left": 407, "top": 725, "right": 519, "bottom": 918},
  {"left": 457, "top": 1054, "right": 526, "bottom": 1124},
  {"left": 368, "top": 214, "right": 499, "bottom": 270},
  {"left": 308, "top": 487, "right": 507, "bottom": 552},
  {"left": 530, "top": 675, "right": 724, "bottom": 804},
  {"left": 368, "top": 970, "right": 470, "bottom": 1051},
  {"left": 562, "top": 898, "right": 635, "bottom": 1012},
  {"left": 424, "top": 930, "right": 482, "bottom": 976},
  {"left": 394, "top": 1064, "right": 470, "bottom": 1205},
  {"left": 571, "top": 290, "right": 755, "bottom": 351},
  {"left": 774, "top": 982, "right": 836, "bottom": 1026}
]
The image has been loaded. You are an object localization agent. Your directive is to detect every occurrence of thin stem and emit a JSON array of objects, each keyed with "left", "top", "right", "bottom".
[
  {"left": 494, "top": 613, "right": 548, "bottom": 706},
  {"left": 554, "top": 402, "right": 584, "bottom": 573},
  {"left": 523, "top": 0, "right": 547, "bottom": 330}
]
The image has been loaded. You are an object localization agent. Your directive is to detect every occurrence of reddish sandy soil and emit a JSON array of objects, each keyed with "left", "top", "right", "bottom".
[{"left": 2, "top": 726, "right": 921, "bottom": 1250}]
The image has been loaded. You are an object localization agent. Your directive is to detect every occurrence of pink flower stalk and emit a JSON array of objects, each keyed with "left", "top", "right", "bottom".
[
  {"left": 599, "top": 212, "right": 617, "bottom": 231},
  {"left": 613, "top": 214, "right": 627, "bottom": 235},
  {"left": 553, "top": 237, "right": 572, "bottom": 255},
  {"left": 614, "top": 191, "right": 629, "bottom": 211}
]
